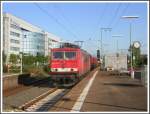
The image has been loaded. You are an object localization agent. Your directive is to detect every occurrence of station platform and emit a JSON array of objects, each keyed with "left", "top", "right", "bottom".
[
  {"left": 49, "top": 69, "right": 147, "bottom": 112},
  {"left": 80, "top": 71, "right": 147, "bottom": 112}
]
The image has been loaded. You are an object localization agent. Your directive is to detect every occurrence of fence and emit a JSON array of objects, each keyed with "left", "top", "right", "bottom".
[{"left": 141, "top": 65, "right": 147, "bottom": 87}]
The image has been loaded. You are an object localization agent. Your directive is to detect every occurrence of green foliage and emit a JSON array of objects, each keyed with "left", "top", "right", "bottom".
[
  {"left": 132, "top": 46, "right": 141, "bottom": 67},
  {"left": 22, "top": 54, "right": 50, "bottom": 73},
  {"left": 9, "top": 54, "right": 20, "bottom": 64},
  {"left": 35, "top": 55, "right": 49, "bottom": 65},
  {"left": 9, "top": 65, "right": 20, "bottom": 73},
  {"left": 128, "top": 43, "right": 145, "bottom": 68},
  {"left": 22, "top": 64, "right": 35, "bottom": 73},
  {"left": 43, "top": 64, "right": 50, "bottom": 73},
  {"left": 3, "top": 51, "right": 6, "bottom": 64},
  {"left": 22, "top": 54, "right": 49, "bottom": 65},
  {"left": 23, "top": 65, "right": 49, "bottom": 77},
  {"left": 7, "top": 53, "right": 50, "bottom": 74},
  {"left": 22, "top": 54, "right": 36, "bottom": 65},
  {"left": 141, "top": 54, "right": 147, "bottom": 65}
]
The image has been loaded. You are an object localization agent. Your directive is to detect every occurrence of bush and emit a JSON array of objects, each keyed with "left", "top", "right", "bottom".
[
  {"left": 43, "top": 64, "right": 50, "bottom": 73},
  {"left": 9, "top": 65, "right": 20, "bottom": 73},
  {"left": 22, "top": 65, "right": 37, "bottom": 74},
  {"left": 28, "top": 67, "right": 41, "bottom": 74},
  {"left": 22, "top": 65, "right": 49, "bottom": 77}
]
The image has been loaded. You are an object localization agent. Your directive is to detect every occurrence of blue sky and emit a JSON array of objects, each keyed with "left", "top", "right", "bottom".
[{"left": 3, "top": 2, "right": 148, "bottom": 56}]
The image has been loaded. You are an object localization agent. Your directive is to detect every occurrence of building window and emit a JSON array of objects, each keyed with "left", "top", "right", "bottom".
[
  {"left": 10, "top": 39, "right": 20, "bottom": 44},
  {"left": 10, "top": 31, "right": 20, "bottom": 37},
  {"left": 24, "top": 35, "right": 27, "bottom": 38},
  {"left": 10, "top": 46, "right": 20, "bottom": 51},
  {"left": 10, "top": 24, "right": 20, "bottom": 30}
]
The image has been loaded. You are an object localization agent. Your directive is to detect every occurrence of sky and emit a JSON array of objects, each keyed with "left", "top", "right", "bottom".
[{"left": 2, "top": 2, "right": 148, "bottom": 56}]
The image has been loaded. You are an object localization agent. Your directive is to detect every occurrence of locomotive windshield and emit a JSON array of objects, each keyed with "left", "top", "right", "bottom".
[
  {"left": 52, "top": 51, "right": 76, "bottom": 60},
  {"left": 53, "top": 52, "right": 64, "bottom": 59},
  {"left": 65, "top": 52, "right": 76, "bottom": 60}
]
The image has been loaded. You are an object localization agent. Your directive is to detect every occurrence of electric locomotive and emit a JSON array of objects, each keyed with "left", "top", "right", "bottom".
[{"left": 49, "top": 43, "right": 91, "bottom": 87}]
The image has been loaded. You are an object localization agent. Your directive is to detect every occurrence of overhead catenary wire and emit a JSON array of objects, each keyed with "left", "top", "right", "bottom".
[
  {"left": 34, "top": 3, "right": 78, "bottom": 40},
  {"left": 87, "top": 3, "right": 129, "bottom": 53},
  {"left": 111, "top": 3, "right": 130, "bottom": 30},
  {"left": 84, "top": 4, "right": 109, "bottom": 52},
  {"left": 107, "top": 3, "right": 122, "bottom": 28},
  {"left": 52, "top": 4, "right": 79, "bottom": 39},
  {"left": 89, "top": 3, "right": 108, "bottom": 40}
]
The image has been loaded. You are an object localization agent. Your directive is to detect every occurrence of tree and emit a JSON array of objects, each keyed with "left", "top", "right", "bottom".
[
  {"left": 9, "top": 54, "right": 19, "bottom": 64},
  {"left": 21, "top": 53, "right": 50, "bottom": 73},
  {"left": 132, "top": 46, "right": 141, "bottom": 67},
  {"left": 22, "top": 54, "right": 36, "bottom": 65},
  {"left": 44, "top": 56, "right": 49, "bottom": 64},
  {"left": 140, "top": 54, "right": 147, "bottom": 65},
  {"left": 128, "top": 44, "right": 141, "bottom": 68}
]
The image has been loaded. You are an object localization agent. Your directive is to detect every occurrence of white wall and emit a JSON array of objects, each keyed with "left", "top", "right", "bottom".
[{"left": 104, "top": 53, "right": 127, "bottom": 70}]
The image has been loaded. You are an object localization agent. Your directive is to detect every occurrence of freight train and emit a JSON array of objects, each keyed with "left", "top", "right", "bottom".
[{"left": 49, "top": 43, "right": 98, "bottom": 87}]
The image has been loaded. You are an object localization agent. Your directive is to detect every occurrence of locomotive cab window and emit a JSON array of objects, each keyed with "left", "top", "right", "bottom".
[
  {"left": 65, "top": 52, "right": 76, "bottom": 60},
  {"left": 53, "top": 52, "right": 64, "bottom": 59}
]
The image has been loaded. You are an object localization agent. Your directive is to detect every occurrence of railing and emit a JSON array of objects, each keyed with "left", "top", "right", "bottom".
[
  {"left": 141, "top": 65, "right": 147, "bottom": 87},
  {"left": 134, "top": 65, "right": 147, "bottom": 87}
]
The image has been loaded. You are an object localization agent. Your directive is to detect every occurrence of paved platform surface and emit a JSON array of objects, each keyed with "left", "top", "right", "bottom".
[
  {"left": 81, "top": 71, "right": 147, "bottom": 112},
  {"left": 49, "top": 69, "right": 147, "bottom": 112}
]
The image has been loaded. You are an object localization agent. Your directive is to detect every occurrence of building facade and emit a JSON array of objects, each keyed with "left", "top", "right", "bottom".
[
  {"left": 3, "top": 13, "right": 61, "bottom": 64},
  {"left": 45, "top": 32, "right": 61, "bottom": 56},
  {"left": 22, "top": 31, "right": 45, "bottom": 56}
]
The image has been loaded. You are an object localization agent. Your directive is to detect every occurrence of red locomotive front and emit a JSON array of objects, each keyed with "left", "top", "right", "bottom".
[
  {"left": 50, "top": 48, "right": 79, "bottom": 74},
  {"left": 49, "top": 43, "right": 91, "bottom": 87},
  {"left": 50, "top": 48, "right": 79, "bottom": 86},
  {"left": 50, "top": 49, "right": 91, "bottom": 86}
]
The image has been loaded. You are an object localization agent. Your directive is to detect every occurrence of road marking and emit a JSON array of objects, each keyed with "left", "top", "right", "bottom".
[{"left": 71, "top": 70, "right": 98, "bottom": 112}]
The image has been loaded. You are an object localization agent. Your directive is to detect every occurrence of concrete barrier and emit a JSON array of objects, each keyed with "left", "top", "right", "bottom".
[
  {"left": 3, "top": 74, "right": 19, "bottom": 91},
  {"left": 3, "top": 73, "right": 30, "bottom": 91},
  {"left": 3, "top": 73, "right": 49, "bottom": 91}
]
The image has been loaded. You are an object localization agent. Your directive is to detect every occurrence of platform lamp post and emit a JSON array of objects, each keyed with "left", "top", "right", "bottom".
[
  {"left": 121, "top": 16, "right": 139, "bottom": 78},
  {"left": 112, "top": 35, "right": 123, "bottom": 71},
  {"left": 100, "top": 28, "right": 112, "bottom": 70}
]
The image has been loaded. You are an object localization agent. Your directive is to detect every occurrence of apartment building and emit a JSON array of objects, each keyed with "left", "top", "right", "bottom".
[{"left": 3, "top": 13, "right": 61, "bottom": 64}]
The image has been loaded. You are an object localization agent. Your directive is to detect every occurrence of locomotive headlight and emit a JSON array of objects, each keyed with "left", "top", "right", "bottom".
[
  {"left": 51, "top": 68, "right": 78, "bottom": 72},
  {"left": 51, "top": 68, "right": 58, "bottom": 72},
  {"left": 51, "top": 68, "right": 54, "bottom": 72},
  {"left": 70, "top": 68, "right": 78, "bottom": 72}
]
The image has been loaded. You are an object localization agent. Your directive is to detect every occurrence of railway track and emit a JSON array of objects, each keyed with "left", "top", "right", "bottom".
[
  {"left": 4, "top": 68, "right": 99, "bottom": 112},
  {"left": 19, "top": 88, "right": 69, "bottom": 112}
]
